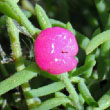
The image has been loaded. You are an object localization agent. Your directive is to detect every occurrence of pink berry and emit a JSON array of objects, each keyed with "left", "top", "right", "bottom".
[{"left": 34, "top": 27, "right": 78, "bottom": 75}]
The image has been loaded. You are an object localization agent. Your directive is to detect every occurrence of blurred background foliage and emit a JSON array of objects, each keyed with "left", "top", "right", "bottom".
[{"left": 29, "top": 0, "right": 99, "bottom": 36}]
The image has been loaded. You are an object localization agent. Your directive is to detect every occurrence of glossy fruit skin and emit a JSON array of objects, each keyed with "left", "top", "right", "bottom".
[{"left": 34, "top": 27, "right": 78, "bottom": 74}]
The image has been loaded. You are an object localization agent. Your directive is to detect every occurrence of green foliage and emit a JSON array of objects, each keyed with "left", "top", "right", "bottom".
[
  {"left": 35, "top": 4, "right": 52, "bottom": 30},
  {"left": 0, "top": 63, "right": 38, "bottom": 96},
  {"left": 86, "top": 30, "right": 110, "bottom": 55},
  {"left": 29, "top": 82, "right": 65, "bottom": 97},
  {"left": 36, "top": 97, "right": 71, "bottom": 110},
  {"left": 78, "top": 80, "right": 98, "bottom": 107},
  {"left": 0, "top": 0, "right": 110, "bottom": 110}
]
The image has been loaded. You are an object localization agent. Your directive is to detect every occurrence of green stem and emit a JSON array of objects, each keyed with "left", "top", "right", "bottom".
[
  {"left": 58, "top": 73, "right": 82, "bottom": 110},
  {"left": 6, "top": 17, "right": 39, "bottom": 109}
]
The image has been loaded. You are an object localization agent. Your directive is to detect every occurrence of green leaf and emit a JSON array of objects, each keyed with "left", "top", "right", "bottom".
[
  {"left": 21, "top": 0, "right": 35, "bottom": 15},
  {"left": 5, "top": 0, "right": 37, "bottom": 36},
  {"left": 72, "top": 60, "right": 96, "bottom": 76},
  {"left": 29, "top": 76, "right": 84, "bottom": 98},
  {"left": 55, "top": 92, "right": 67, "bottom": 98},
  {"left": 29, "top": 82, "right": 65, "bottom": 97},
  {"left": 0, "top": 1, "right": 19, "bottom": 21},
  {"left": 84, "top": 54, "right": 96, "bottom": 78},
  {"left": 86, "top": 106, "right": 93, "bottom": 110},
  {"left": 0, "top": 63, "right": 39, "bottom": 96},
  {"left": 50, "top": 18, "right": 66, "bottom": 28},
  {"left": 36, "top": 97, "right": 71, "bottom": 110},
  {"left": 93, "top": 90, "right": 110, "bottom": 110},
  {"left": 23, "top": 10, "right": 32, "bottom": 18},
  {"left": 86, "top": 30, "right": 110, "bottom": 55},
  {"left": 35, "top": 4, "right": 52, "bottom": 30},
  {"left": 78, "top": 81, "right": 98, "bottom": 107},
  {"left": 66, "top": 22, "right": 76, "bottom": 35},
  {"left": 79, "top": 94, "right": 85, "bottom": 105}
]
